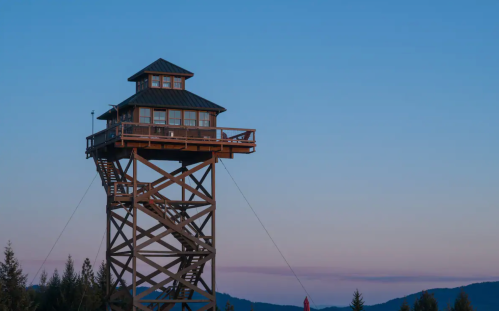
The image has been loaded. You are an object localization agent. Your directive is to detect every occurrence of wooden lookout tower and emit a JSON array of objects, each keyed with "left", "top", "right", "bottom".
[{"left": 86, "top": 58, "right": 256, "bottom": 311}]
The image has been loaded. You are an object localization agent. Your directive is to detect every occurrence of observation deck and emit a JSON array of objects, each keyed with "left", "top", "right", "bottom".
[{"left": 86, "top": 122, "right": 256, "bottom": 161}]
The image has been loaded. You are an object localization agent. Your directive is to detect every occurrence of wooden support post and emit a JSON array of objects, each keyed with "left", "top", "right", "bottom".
[{"left": 96, "top": 152, "right": 217, "bottom": 311}]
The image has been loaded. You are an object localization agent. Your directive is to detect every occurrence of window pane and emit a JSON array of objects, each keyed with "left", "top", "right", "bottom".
[
  {"left": 152, "top": 81, "right": 160, "bottom": 87},
  {"left": 163, "top": 82, "right": 171, "bottom": 88},
  {"left": 163, "top": 77, "right": 171, "bottom": 82},
  {"left": 152, "top": 75, "right": 160, "bottom": 81},
  {"left": 154, "top": 111, "right": 166, "bottom": 124},
  {"left": 184, "top": 120, "right": 196, "bottom": 126},
  {"left": 169, "top": 110, "right": 181, "bottom": 118},
  {"left": 154, "top": 111, "right": 166, "bottom": 120},
  {"left": 140, "top": 117, "right": 151, "bottom": 124},
  {"left": 184, "top": 111, "right": 196, "bottom": 119},
  {"left": 174, "top": 82, "right": 181, "bottom": 88},
  {"left": 169, "top": 119, "right": 181, "bottom": 125},
  {"left": 174, "top": 77, "right": 181, "bottom": 82},
  {"left": 140, "top": 108, "right": 150, "bottom": 117},
  {"left": 200, "top": 112, "right": 209, "bottom": 120}
]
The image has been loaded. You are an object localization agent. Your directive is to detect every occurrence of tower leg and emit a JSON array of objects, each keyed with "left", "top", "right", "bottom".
[{"left": 94, "top": 151, "right": 217, "bottom": 311}]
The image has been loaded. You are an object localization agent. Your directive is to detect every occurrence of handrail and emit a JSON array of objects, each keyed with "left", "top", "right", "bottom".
[
  {"left": 86, "top": 123, "right": 120, "bottom": 140},
  {"left": 86, "top": 122, "right": 256, "bottom": 151},
  {"left": 120, "top": 122, "right": 256, "bottom": 132}
]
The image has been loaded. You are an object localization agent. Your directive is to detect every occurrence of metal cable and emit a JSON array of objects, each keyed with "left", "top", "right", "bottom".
[
  {"left": 219, "top": 159, "right": 317, "bottom": 308},
  {"left": 29, "top": 173, "right": 98, "bottom": 286}
]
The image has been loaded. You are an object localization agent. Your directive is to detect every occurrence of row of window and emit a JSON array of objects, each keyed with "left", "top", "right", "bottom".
[
  {"left": 140, "top": 108, "right": 210, "bottom": 127},
  {"left": 137, "top": 75, "right": 183, "bottom": 91}
]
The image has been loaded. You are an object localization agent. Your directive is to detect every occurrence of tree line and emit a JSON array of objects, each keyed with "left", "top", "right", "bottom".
[
  {"left": 349, "top": 288, "right": 476, "bottom": 311},
  {"left": 0, "top": 241, "right": 109, "bottom": 311},
  {"left": 0, "top": 241, "right": 480, "bottom": 311}
]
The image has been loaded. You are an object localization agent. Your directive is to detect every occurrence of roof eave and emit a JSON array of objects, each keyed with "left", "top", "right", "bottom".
[
  {"left": 97, "top": 105, "right": 226, "bottom": 120},
  {"left": 128, "top": 72, "right": 194, "bottom": 82}
]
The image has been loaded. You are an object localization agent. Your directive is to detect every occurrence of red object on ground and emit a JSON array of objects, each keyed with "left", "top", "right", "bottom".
[{"left": 304, "top": 297, "right": 310, "bottom": 311}]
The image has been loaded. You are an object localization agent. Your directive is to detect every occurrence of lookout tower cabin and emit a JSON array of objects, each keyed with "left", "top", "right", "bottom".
[{"left": 86, "top": 58, "right": 256, "bottom": 162}]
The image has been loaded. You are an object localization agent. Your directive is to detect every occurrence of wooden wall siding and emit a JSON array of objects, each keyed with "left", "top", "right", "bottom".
[{"left": 210, "top": 111, "right": 217, "bottom": 127}]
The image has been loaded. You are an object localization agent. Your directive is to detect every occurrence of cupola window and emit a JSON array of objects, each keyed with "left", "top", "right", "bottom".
[
  {"left": 139, "top": 108, "right": 151, "bottom": 123},
  {"left": 152, "top": 76, "right": 160, "bottom": 87},
  {"left": 163, "top": 76, "right": 171, "bottom": 88},
  {"left": 184, "top": 111, "right": 197, "bottom": 126},
  {"left": 199, "top": 112, "right": 210, "bottom": 127},
  {"left": 174, "top": 77, "right": 182, "bottom": 89},
  {"left": 169, "top": 110, "right": 181, "bottom": 125}
]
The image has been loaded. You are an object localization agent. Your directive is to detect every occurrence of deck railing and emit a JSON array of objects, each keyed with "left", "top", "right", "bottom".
[{"left": 86, "top": 122, "right": 256, "bottom": 151}]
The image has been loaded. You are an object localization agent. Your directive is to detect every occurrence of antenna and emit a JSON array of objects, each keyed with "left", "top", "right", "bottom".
[{"left": 91, "top": 110, "right": 95, "bottom": 135}]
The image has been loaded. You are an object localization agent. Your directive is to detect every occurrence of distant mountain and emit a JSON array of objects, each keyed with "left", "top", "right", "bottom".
[
  {"left": 137, "top": 281, "right": 499, "bottom": 311},
  {"left": 355, "top": 281, "right": 499, "bottom": 311}
]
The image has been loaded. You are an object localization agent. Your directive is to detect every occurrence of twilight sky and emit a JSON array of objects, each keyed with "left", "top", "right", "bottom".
[{"left": 0, "top": 1, "right": 498, "bottom": 307}]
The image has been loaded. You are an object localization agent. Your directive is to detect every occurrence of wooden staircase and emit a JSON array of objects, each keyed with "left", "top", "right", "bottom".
[{"left": 95, "top": 158, "right": 120, "bottom": 195}]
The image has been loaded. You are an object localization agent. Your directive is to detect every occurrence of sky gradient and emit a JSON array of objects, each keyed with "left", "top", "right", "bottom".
[{"left": 0, "top": 1, "right": 498, "bottom": 307}]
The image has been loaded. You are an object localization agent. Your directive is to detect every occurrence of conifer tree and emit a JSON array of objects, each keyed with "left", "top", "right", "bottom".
[
  {"left": 0, "top": 282, "right": 6, "bottom": 311},
  {"left": 31, "top": 269, "right": 48, "bottom": 310},
  {"left": 349, "top": 289, "right": 364, "bottom": 311},
  {"left": 0, "top": 241, "right": 34, "bottom": 311},
  {"left": 399, "top": 299, "right": 410, "bottom": 311},
  {"left": 350, "top": 289, "right": 364, "bottom": 311},
  {"left": 61, "top": 255, "right": 79, "bottom": 311},
  {"left": 225, "top": 300, "right": 235, "bottom": 311},
  {"left": 413, "top": 290, "right": 438, "bottom": 311},
  {"left": 39, "top": 269, "right": 48, "bottom": 290},
  {"left": 95, "top": 260, "right": 109, "bottom": 309},
  {"left": 78, "top": 258, "right": 99, "bottom": 311},
  {"left": 46, "top": 269, "right": 62, "bottom": 311},
  {"left": 452, "top": 289, "right": 475, "bottom": 311}
]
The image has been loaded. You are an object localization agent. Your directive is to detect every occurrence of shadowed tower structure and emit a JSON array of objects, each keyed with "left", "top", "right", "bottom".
[{"left": 86, "top": 58, "right": 256, "bottom": 311}]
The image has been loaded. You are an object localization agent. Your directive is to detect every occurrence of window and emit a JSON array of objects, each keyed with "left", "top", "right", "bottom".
[
  {"left": 139, "top": 108, "right": 151, "bottom": 123},
  {"left": 169, "top": 110, "right": 181, "bottom": 125},
  {"left": 174, "top": 77, "right": 182, "bottom": 89},
  {"left": 199, "top": 112, "right": 210, "bottom": 127},
  {"left": 154, "top": 110, "right": 166, "bottom": 124},
  {"left": 143, "top": 78, "right": 148, "bottom": 90},
  {"left": 137, "top": 81, "right": 141, "bottom": 92},
  {"left": 162, "top": 76, "right": 171, "bottom": 88},
  {"left": 184, "top": 111, "right": 197, "bottom": 126},
  {"left": 152, "top": 75, "right": 160, "bottom": 87}
]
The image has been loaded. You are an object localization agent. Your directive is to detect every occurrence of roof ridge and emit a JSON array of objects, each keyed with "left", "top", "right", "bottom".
[{"left": 128, "top": 58, "right": 194, "bottom": 81}]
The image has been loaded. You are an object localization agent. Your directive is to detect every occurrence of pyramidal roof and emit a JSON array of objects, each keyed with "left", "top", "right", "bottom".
[{"left": 128, "top": 58, "right": 194, "bottom": 81}]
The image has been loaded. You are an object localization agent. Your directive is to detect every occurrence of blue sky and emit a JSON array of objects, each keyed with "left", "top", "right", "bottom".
[{"left": 0, "top": 1, "right": 498, "bottom": 306}]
